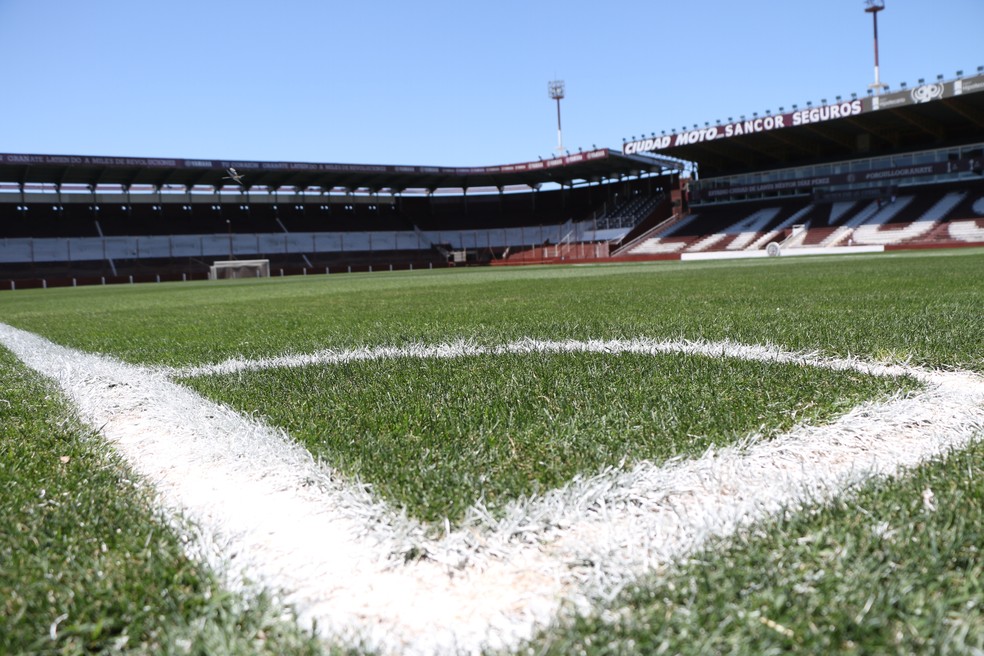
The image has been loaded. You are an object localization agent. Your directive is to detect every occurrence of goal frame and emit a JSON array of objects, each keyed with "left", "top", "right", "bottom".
[{"left": 208, "top": 259, "right": 271, "bottom": 280}]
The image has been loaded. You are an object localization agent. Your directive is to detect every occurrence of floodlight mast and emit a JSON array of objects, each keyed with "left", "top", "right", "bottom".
[
  {"left": 548, "top": 80, "right": 565, "bottom": 153},
  {"left": 865, "top": 0, "right": 888, "bottom": 94}
]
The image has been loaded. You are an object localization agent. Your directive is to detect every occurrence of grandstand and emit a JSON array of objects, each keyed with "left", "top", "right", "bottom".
[
  {"left": 1, "top": 70, "right": 983, "bottom": 288},
  {"left": 0, "top": 150, "right": 682, "bottom": 288},
  {"left": 618, "top": 70, "right": 984, "bottom": 261}
]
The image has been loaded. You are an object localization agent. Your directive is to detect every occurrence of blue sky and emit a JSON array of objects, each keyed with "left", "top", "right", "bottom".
[{"left": 1, "top": 0, "right": 981, "bottom": 167}]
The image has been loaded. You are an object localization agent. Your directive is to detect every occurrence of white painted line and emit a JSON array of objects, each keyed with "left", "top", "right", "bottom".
[
  {"left": 2, "top": 322, "right": 982, "bottom": 656},
  {"left": 169, "top": 336, "right": 923, "bottom": 381},
  {"left": 679, "top": 245, "right": 884, "bottom": 261}
]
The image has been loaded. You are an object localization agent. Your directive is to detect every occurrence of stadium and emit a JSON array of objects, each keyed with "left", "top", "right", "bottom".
[
  {"left": 2, "top": 4, "right": 984, "bottom": 655},
  {"left": 1, "top": 66, "right": 983, "bottom": 287}
]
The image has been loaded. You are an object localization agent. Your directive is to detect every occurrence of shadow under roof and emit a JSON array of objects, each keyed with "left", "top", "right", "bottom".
[{"left": 0, "top": 149, "right": 682, "bottom": 193}]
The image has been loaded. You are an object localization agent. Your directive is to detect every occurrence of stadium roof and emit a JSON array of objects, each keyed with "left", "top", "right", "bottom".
[
  {"left": 623, "top": 73, "right": 984, "bottom": 178},
  {"left": 5, "top": 75, "right": 981, "bottom": 191},
  {"left": 0, "top": 148, "right": 681, "bottom": 194}
]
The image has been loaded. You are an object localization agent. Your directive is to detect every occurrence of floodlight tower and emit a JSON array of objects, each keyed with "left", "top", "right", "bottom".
[
  {"left": 548, "top": 79, "right": 565, "bottom": 154},
  {"left": 865, "top": 0, "right": 888, "bottom": 94}
]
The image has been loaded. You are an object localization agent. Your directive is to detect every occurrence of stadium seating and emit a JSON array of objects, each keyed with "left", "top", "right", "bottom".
[
  {"left": 613, "top": 179, "right": 984, "bottom": 258},
  {"left": 2, "top": 175, "right": 981, "bottom": 287}
]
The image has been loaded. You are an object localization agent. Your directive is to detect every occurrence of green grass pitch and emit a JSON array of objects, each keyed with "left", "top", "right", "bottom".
[{"left": 1, "top": 248, "right": 982, "bottom": 654}]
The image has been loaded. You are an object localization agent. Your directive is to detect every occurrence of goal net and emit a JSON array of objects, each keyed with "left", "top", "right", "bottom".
[{"left": 209, "top": 259, "right": 271, "bottom": 280}]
